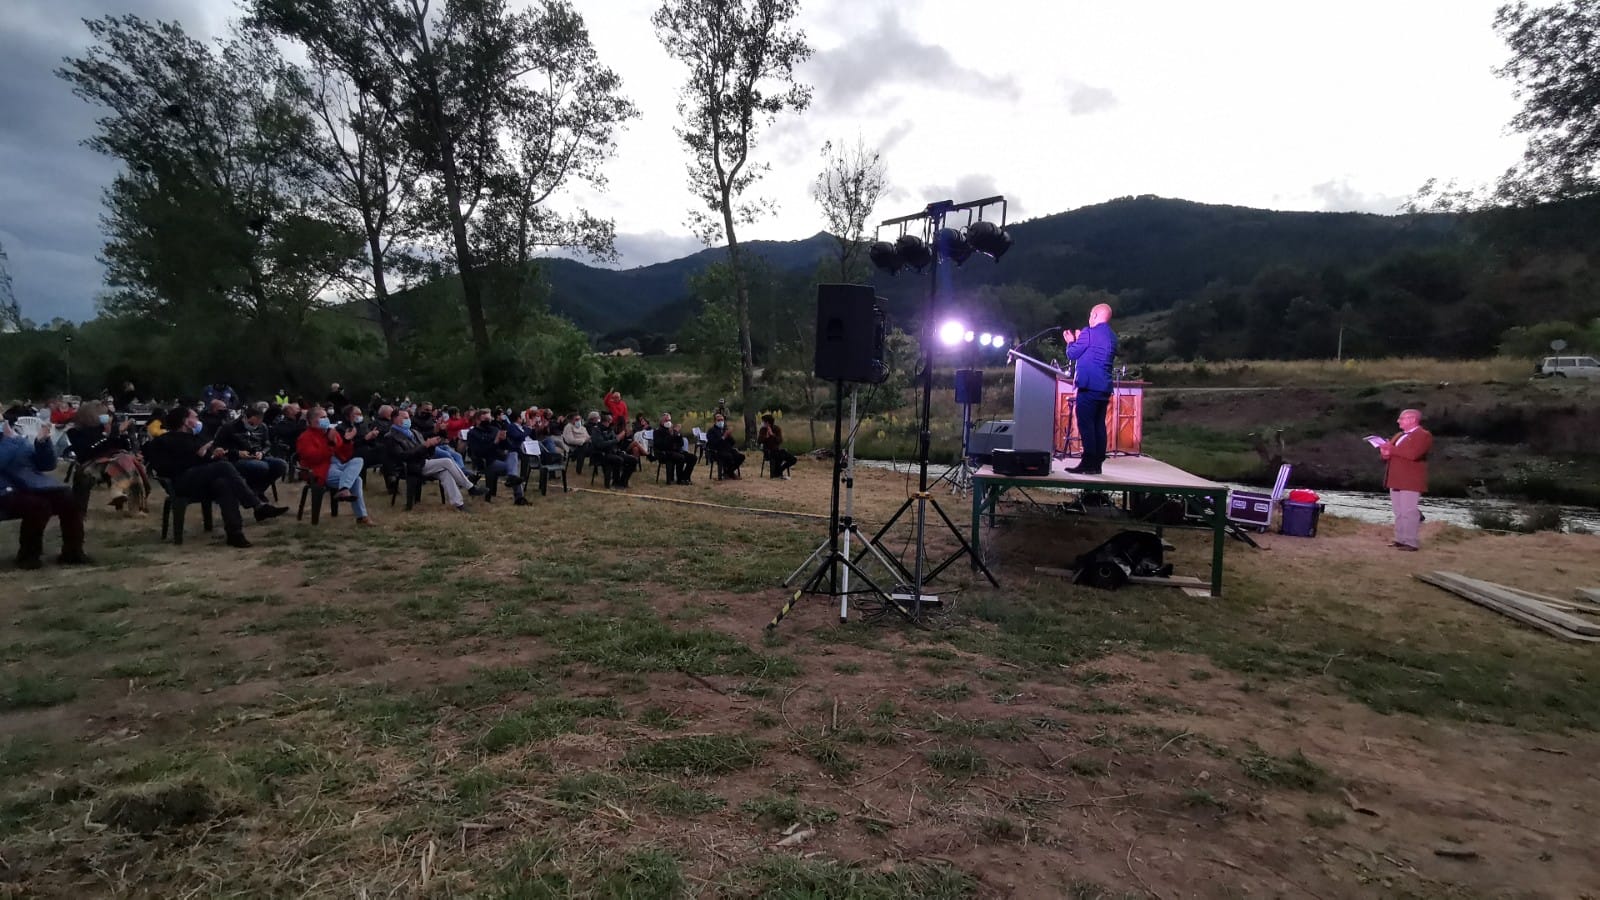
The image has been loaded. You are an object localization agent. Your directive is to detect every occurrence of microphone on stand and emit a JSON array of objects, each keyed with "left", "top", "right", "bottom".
[{"left": 1012, "top": 326, "right": 1062, "bottom": 350}]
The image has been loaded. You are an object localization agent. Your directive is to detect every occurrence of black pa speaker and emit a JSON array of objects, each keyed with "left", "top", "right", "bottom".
[
  {"left": 954, "top": 369, "right": 982, "bottom": 405},
  {"left": 814, "top": 284, "right": 888, "bottom": 383}
]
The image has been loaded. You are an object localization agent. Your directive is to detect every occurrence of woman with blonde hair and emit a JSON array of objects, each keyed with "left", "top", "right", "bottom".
[{"left": 66, "top": 401, "right": 150, "bottom": 514}]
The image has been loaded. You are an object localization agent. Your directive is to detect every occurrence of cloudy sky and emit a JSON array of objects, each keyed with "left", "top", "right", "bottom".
[{"left": 0, "top": 0, "right": 1527, "bottom": 324}]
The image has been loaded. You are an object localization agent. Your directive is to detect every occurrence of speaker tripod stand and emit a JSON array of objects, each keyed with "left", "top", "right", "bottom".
[{"left": 769, "top": 382, "right": 912, "bottom": 630}]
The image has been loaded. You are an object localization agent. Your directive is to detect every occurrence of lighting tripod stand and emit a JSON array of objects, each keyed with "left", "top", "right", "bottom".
[
  {"left": 768, "top": 381, "right": 912, "bottom": 630},
  {"left": 865, "top": 199, "right": 1005, "bottom": 616}
]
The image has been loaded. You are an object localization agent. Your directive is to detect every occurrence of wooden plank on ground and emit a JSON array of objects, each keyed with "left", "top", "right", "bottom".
[
  {"left": 1439, "top": 573, "right": 1600, "bottom": 636},
  {"left": 1417, "top": 573, "right": 1600, "bottom": 644}
]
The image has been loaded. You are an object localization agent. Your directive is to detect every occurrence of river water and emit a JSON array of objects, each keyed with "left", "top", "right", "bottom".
[{"left": 855, "top": 459, "right": 1600, "bottom": 532}]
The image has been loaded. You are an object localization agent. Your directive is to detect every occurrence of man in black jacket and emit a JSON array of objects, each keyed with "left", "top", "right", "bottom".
[
  {"left": 198, "top": 399, "right": 232, "bottom": 438},
  {"left": 705, "top": 413, "right": 744, "bottom": 478},
  {"left": 217, "top": 404, "right": 287, "bottom": 498},
  {"left": 652, "top": 413, "right": 695, "bottom": 485},
  {"left": 466, "top": 411, "right": 527, "bottom": 505},
  {"left": 588, "top": 412, "right": 637, "bottom": 489},
  {"left": 142, "top": 407, "right": 288, "bottom": 548},
  {"left": 269, "top": 403, "right": 306, "bottom": 457},
  {"left": 383, "top": 407, "right": 477, "bottom": 511}
]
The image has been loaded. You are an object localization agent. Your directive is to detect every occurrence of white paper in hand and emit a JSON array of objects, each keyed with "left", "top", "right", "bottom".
[{"left": 1363, "top": 434, "right": 1386, "bottom": 448}]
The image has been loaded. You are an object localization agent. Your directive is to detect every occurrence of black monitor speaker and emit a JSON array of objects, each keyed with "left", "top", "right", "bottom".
[
  {"left": 814, "top": 283, "right": 888, "bottom": 383},
  {"left": 954, "top": 369, "right": 982, "bottom": 405}
]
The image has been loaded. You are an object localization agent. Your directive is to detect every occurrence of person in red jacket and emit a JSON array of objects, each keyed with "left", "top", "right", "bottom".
[
  {"left": 604, "top": 389, "right": 628, "bottom": 425},
  {"left": 1379, "top": 408, "right": 1432, "bottom": 551},
  {"left": 295, "top": 405, "right": 375, "bottom": 525}
]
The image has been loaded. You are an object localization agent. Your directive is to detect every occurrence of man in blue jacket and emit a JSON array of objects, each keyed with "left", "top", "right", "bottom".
[
  {"left": 0, "top": 420, "right": 89, "bottom": 568},
  {"left": 1064, "top": 303, "right": 1118, "bottom": 475}
]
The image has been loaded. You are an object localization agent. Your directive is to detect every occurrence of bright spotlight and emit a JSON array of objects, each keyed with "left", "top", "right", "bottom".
[
  {"left": 938, "top": 320, "right": 965, "bottom": 346},
  {"left": 979, "top": 332, "right": 994, "bottom": 346},
  {"left": 963, "top": 330, "right": 975, "bottom": 343}
]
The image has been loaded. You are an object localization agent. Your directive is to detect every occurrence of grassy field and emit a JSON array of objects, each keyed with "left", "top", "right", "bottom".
[{"left": 3, "top": 466, "right": 1600, "bottom": 897}]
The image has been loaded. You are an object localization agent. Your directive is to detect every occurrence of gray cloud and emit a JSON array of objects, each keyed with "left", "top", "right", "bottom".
[
  {"left": 0, "top": 0, "right": 221, "bottom": 324},
  {"left": 917, "top": 174, "right": 1024, "bottom": 221},
  {"left": 1310, "top": 178, "right": 1405, "bottom": 215},
  {"left": 805, "top": 10, "right": 1021, "bottom": 116},
  {"left": 540, "top": 230, "right": 707, "bottom": 270},
  {"left": 1065, "top": 82, "right": 1117, "bottom": 116}
]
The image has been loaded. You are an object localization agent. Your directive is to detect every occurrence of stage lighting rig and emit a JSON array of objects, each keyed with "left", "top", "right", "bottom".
[{"left": 860, "top": 195, "right": 1011, "bottom": 620}]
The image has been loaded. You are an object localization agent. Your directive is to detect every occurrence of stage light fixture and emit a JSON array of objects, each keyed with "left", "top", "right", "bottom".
[
  {"left": 964, "top": 330, "right": 976, "bottom": 343},
  {"left": 979, "top": 332, "right": 994, "bottom": 346},
  {"left": 936, "top": 227, "right": 974, "bottom": 266},
  {"left": 938, "top": 320, "right": 965, "bottom": 346},
  {"left": 967, "top": 220, "right": 1013, "bottom": 261},
  {"left": 896, "top": 233, "right": 933, "bottom": 271},
  {"left": 869, "top": 240, "right": 902, "bottom": 274}
]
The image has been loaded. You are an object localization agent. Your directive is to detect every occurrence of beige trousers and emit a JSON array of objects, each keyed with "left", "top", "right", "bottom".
[{"left": 1390, "top": 489, "right": 1421, "bottom": 548}]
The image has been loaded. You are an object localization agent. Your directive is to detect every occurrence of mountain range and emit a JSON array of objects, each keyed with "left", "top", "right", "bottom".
[{"left": 533, "top": 195, "right": 1461, "bottom": 339}]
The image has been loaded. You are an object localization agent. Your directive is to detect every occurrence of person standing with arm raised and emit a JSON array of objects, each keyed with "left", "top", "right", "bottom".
[{"left": 1063, "top": 303, "right": 1118, "bottom": 475}]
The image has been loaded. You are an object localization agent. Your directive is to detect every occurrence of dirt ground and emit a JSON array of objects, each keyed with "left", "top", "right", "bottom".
[{"left": 2, "top": 461, "right": 1598, "bottom": 898}]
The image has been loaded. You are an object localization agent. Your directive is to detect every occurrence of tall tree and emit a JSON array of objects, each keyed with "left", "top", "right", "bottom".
[
  {"left": 812, "top": 137, "right": 888, "bottom": 283},
  {"left": 1493, "top": 0, "right": 1600, "bottom": 204},
  {"left": 0, "top": 240, "right": 20, "bottom": 333},
  {"left": 253, "top": 0, "right": 636, "bottom": 391},
  {"left": 299, "top": 54, "right": 420, "bottom": 365},
  {"left": 653, "top": 0, "right": 812, "bottom": 443},
  {"left": 58, "top": 17, "right": 356, "bottom": 384}
]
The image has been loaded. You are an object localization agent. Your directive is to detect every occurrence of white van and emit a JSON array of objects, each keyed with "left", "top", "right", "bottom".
[{"left": 1538, "top": 356, "right": 1600, "bottom": 378}]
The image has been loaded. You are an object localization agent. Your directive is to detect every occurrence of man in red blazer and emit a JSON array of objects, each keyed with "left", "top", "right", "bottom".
[{"left": 1379, "top": 408, "right": 1432, "bottom": 551}]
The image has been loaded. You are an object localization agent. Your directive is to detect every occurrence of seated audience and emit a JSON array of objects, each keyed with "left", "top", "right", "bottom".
[
  {"left": 467, "top": 410, "right": 528, "bottom": 505},
  {"left": 270, "top": 403, "right": 306, "bottom": 457},
  {"left": 146, "top": 406, "right": 168, "bottom": 440},
  {"left": 199, "top": 398, "right": 232, "bottom": 438},
  {"left": 652, "top": 413, "right": 696, "bottom": 485},
  {"left": 706, "top": 413, "right": 745, "bottom": 478},
  {"left": 589, "top": 412, "right": 637, "bottom": 489},
  {"left": 67, "top": 402, "right": 150, "bottom": 515},
  {"left": 218, "top": 403, "right": 288, "bottom": 498},
  {"left": 48, "top": 398, "right": 76, "bottom": 426},
  {"left": 383, "top": 406, "right": 478, "bottom": 512},
  {"left": 142, "top": 407, "right": 289, "bottom": 548},
  {"left": 759, "top": 414, "right": 796, "bottom": 480},
  {"left": 0, "top": 420, "right": 89, "bottom": 568},
  {"left": 562, "top": 411, "right": 593, "bottom": 471},
  {"left": 352, "top": 405, "right": 387, "bottom": 471},
  {"left": 296, "top": 405, "right": 374, "bottom": 525}
]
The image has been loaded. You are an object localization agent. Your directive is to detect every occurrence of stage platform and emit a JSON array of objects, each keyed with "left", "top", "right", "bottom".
[{"left": 970, "top": 455, "right": 1230, "bottom": 597}]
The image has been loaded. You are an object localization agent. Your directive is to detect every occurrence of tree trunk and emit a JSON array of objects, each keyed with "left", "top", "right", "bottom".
[
  {"left": 365, "top": 232, "right": 402, "bottom": 365},
  {"left": 416, "top": 28, "right": 492, "bottom": 391},
  {"left": 722, "top": 202, "right": 757, "bottom": 445}
]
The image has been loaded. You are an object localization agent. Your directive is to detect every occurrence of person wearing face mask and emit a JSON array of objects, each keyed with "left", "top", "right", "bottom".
[
  {"left": 141, "top": 407, "right": 289, "bottom": 547},
  {"left": 588, "top": 411, "right": 637, "bottom": 489},
  {"left": 466, "top": 410, "right": 528, "bottom": 504},
  {"left": 561, "top": 410, "right": 594, "bottom": 473},
  {"left": 705, "top": 413, "right": 744, "bottom": 479},
  {"left": 652, "top": 413, "right": 696, "bottom": 485},
  {"left": 66, "top": 401, "right": 150, "bottom": 516},
  {"left": 383, "top": 408, "right": 480, "bottom": 512},
  {"left": 296, "top": 405, "right": 375, "bottom": 525}
]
